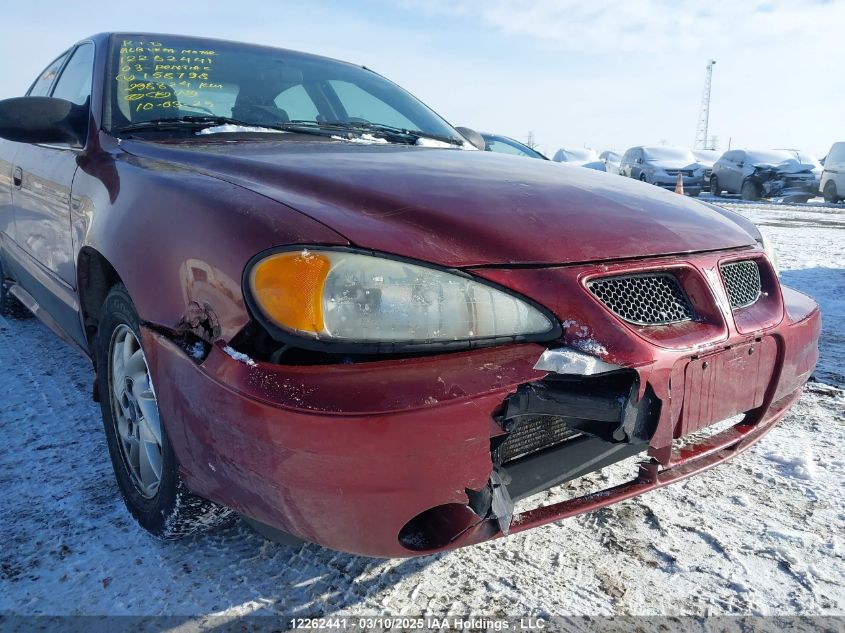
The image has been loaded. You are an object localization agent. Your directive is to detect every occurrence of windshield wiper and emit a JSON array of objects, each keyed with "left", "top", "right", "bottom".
[
  {"left": 117, "top": 115, "right": 263, "bottom": 133},
  {"left": 117, "top": 116, "right": 327, "bottom": 137},
  {"left": 118, "top": 116, "right": 359, "bottom": 141},
  {"left": 118, "top": 116, "right": 465, "bottom": 147},
  {"left": 288, "top": 120, "right": 465, "bottom": 146}
]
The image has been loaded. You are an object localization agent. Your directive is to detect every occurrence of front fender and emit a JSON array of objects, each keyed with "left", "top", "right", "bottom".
[{"left": 73, "top": 142, "right": 348, "bottom": 341}]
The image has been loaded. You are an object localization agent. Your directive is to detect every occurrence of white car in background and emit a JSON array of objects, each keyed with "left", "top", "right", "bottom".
[
  {"left": 553, "top": 147, "right": 597, "bottom": 164},
  {"left": 553, "top": 147, "right": 605, "bottom": 171},
  {"left": 820, "top": 142, "right": 845, "bottom": 202},
  {"left": 600, "top": 150, "right": 621, "bottom": 175},
  {"left": 692, "top": 149, "right": 720, "bottom": 184}
]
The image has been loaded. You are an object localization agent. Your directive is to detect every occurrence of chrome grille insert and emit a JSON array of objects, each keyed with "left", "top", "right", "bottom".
[
  {"left": 587, "top": 273, "right": 695, "bottom": 325},
  {"left": 720, "top": 260, "right": 762, "bottom": 308}
]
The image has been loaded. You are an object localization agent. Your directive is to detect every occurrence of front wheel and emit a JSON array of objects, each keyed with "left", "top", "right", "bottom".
[
  {"left": 639, "top": 174, "right": 648, "bottom": 183},
  {"left": 741, "top": 180, "right": 761, "bottom": 201},
  {"left": 710, "top": 177, "right": 722, "bottom": 197},
  {"left": 824, "top": 181, "right": 840, "bottom": 203},
  {"left": 95, "top": 284, "right": 232, "bottom": 538}
]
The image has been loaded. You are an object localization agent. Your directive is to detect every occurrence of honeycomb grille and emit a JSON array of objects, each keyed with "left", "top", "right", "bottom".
[
  {"left": 587, "top": 274, "right": 695, "bottom": 325},
  {"left": 493, "top": 415, "right": 581, "bottom": 464},
  {"left": 721, "top": 260, "right": 761, "bottom": 308}
]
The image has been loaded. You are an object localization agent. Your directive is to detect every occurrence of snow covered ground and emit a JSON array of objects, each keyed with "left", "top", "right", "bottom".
[{"left": 0, "top": 200, "right": 843, "bottom": 618}]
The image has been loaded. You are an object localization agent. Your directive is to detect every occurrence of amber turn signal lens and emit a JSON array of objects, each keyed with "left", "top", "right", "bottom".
[{"left": 250, "top": 251, "right": 331, "bottom": 334}]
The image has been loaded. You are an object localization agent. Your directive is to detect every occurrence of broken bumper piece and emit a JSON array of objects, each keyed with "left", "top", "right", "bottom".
[{"left": 461, "top": 365, "right": 660, "bottom": 536}]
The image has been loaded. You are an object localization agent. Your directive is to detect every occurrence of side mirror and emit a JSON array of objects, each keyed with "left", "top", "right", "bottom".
[
  {"left": 454, "top": 126, "right": 487, "bottom": 151},
  {"left": 737, "top": 161, "right": 744, "bottom": 168},
  {"left": 0, "top": 96, "right": 87, "bottom": 146},
  {"left": 635, "top": 157, "right": 643, "bottom": 164}
]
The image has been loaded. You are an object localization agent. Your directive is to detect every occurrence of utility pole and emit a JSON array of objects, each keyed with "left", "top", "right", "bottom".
[{"left": 694, "top": 60, "right": 716, "bottom": 150}]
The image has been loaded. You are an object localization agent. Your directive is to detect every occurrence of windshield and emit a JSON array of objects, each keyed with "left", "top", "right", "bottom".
[
  {"left": 644, "top": 147, "right": 696, "bottom": 162},
  {"left": 105, "top": 34, "right": 463, "bottom": 143},
  {"left": 783, "top": 150, "right": 821, "bottom": 167},
  {"left": 692, "top": 150, "right": 719, "bottom": 162},
  {"left": 745, "top": 150, "right": 794, "bottom": 165}
]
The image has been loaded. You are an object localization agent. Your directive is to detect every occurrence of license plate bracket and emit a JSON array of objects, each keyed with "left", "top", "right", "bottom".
[{"left": 675, "top": 337, "right": 777, "bottom": 437}]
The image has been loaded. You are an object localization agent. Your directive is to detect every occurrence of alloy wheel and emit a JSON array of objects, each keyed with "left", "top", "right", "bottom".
[{"left": 108, "top": 324, "right": 163, "bottom": 498}]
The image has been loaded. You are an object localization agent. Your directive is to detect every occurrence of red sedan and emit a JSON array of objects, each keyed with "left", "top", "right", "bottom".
[{"left": 0, "top": 33, "right": 820, "bottom": 557}]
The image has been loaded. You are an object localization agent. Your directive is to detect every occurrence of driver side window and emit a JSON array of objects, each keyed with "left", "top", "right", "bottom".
[
  {"left": 50, "top": 43, "right": 95, "bottom": 106},
  {"left": 27, "top": 52, "right": 70, "bottom": 97},
  {"left": 486, "top": 138, "right": 530, "bottom": 157}
]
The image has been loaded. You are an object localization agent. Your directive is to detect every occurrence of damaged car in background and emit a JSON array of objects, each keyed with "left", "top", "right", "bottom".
[
  {"left": 0, "top": 33, "right": 821, "bottom": 557},
  {"left": 710, "top": 149, "right": 821, "bottom": 202}
]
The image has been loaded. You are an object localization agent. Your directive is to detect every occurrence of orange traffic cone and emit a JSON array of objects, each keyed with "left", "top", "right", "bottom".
[{"left": 674, "top": 172, "right": 684, "bottom": 195}]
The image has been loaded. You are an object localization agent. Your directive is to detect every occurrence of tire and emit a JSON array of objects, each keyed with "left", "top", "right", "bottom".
[
  {"left": 689, "top": 190, "right": 700, "bottom": 198},
  {"left": 710, "top": 177, "right": 722, "bottom": 197},
  {"left": 823, "top": 181, "right": 839, "bottom": 204},
  {"left": 0, "top": 259, "right": 34, "bottom": 320},
  {"left": 639, "top": 174, "right": 648, "bottom": 183},
  {"left": 95, "top": 284, "right": 232, "bottom": 538},
  {"left": 741, "top": 180, "right": 760, "bottom": 201}
]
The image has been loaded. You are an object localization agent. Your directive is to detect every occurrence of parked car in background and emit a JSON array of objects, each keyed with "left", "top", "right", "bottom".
[
  {"left": 710, "top": 149, "right": 819, "bottom": 202},
  {"left": 553, "top": 147, "right": 599, "bottom": 166},
  {"left": 480, "top": 133, "right": 548, "bottom": 160},
  {"left": 692, "top": 149, "right": 720, "bottom": 183},
  {"left": 820, "top": 142, "right": 845, "bottom": 202},
  {"left": 619, "top": 146, "right": 705, "bottom": 196},
  {"left": 600, "top": 150, "right": 621, "bottom": 175},
  {"left": 776, "top": 149, "right": 823, "bottom": 197},
  {"left": 0, "top": 32, "right": 820, "bottom": 559}
]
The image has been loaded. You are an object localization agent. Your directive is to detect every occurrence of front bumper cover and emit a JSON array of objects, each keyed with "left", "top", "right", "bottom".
[{"left": 140, "top": 250, "right": 820, "bottom": 557}]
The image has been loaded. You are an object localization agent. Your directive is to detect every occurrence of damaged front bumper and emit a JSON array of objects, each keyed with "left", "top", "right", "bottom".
[
  {"left": 753, "top": 169, "right": 818, "bottom": 200},
  {"left": 139, "top": 250, "right": 820, "bottom": 558}
]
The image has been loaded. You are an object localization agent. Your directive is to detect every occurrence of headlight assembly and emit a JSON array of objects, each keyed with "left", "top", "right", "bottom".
[
  {"left": 246, "top": 248, "right": 559, "bottom": 351},
  {"left": 757, "top": 232, "right": 780, "bottom": 276}
]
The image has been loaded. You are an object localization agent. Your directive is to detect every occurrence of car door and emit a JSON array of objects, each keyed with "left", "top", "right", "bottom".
[
  {"left": 9, "top": 42, "right": 93, "bottom": 339},
  {"left": 2, "top": 52, "right": 71, "bottom": 272},
  {"left": 720, "top": 151, "right": 742, "bottom": 193},
  {"left": 0, "top": 145, "right": 17, "bottom": 255},
  {"left": 830, "top": 143, "right": 845, "bottom": 193},
  {"left": 631, "top": 149, "right": 645, "bottom": 180}
]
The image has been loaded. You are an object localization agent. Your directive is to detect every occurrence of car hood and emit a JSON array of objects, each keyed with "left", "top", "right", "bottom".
[
  {"left": 752, "top": 159, "right": 817, "bottom": 175},
  {"left": 121, "top": 139, "right": 756, "bottom": 267}
]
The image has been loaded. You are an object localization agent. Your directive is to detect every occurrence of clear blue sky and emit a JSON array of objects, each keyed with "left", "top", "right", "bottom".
[{"left": 1, "top": 0, "right": 841, "bottom": 156}]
